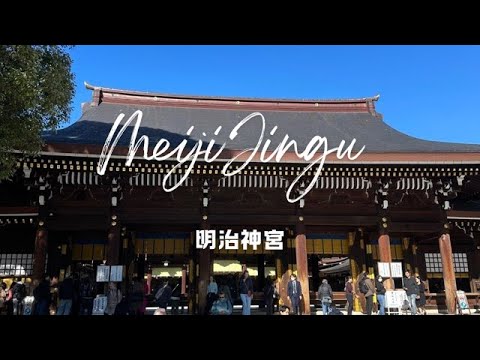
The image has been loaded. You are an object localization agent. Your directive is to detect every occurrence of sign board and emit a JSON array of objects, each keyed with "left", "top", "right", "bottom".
[
  {"left": 92, "top": 295, "right": 108, "bottom": 315},
  {"left": 377, "top": 262, "right": 403, "bottom": 278},
  {"left": 23, "top": 296, "right": 35, "bottom": 315},
  {"left": 110, "top": 265, "right": 123, "bottom": 282},
  {"left": 96, "top": 265, "right": 110, "bottom": 282},
  {"left": 390, "top": 262, "right": 403, "bottom": 278},
  {"left": 472, "top": 279, "right": 480, "bottom": 293},
  {"left": 378, "top": 262, "right": 391, "bottom": 277},
  {"left": 456, "top": 290, "right": 471, "bottom": 315},
  {"left": 385, "top": 289, "right": 407, "bottom": 309}
]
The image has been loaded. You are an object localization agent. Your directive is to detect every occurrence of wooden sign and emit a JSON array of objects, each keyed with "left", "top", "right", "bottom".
[
  {"left": 23, "top": 296, "right": 35, "bottom": 315},
  {"left": 390, "top": 263, "right": 403, "bottom": 278},
  {"left": 377, "top": 262, "right": 403, "bottom": 278},
  {"left": 92, "top": 295, "right": 108, "bottom": 315},
  {"left": 96, "top": 265, "right": 110, "bottom": 282},
  {"left": 110, "top": 265, "right": 123, "bottom": 282},
  {"left": 456, "top": 291, "right": 471, "bottom": 315},
  {"left": 385, "top": 289, "right": 407, "bottom": 309},
  {"left": 378, "top": 262, "right": 391, "bottom": 277}
]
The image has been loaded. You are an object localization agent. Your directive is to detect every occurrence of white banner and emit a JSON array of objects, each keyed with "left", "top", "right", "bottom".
[
  {"left": 377, "top": 262, "right": 403, "bottom": 278},
  {"left": 110, "top": 265, "right": 123, "bottom": 282},
  {"left": 390, "top": 262, "right": 403, "bottom": 278},
  {"left": 385, "top": 289, "right": 407, "bottom": 308},
  {"left": 378, "top": 262, "right": 390, "bottom": 277},
  {"left": 92, "top": 295, "right": 108, "bottom": 315},
  {"left": 96, "top": 265, "right": 110, "bottom": 282}
]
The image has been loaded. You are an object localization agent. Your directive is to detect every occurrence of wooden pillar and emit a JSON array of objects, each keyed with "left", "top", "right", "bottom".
[
  {"left": 197, "top": 221, "right": 211, "bottom": 315},
  {"left": 258, "top": 254, "right": 266, "bottom": 287},
  {"left": 295, "top": 222, "right": 310, "bottom": 315},
  {"left": 33, "top": 226, "right": 48, "bottom": 282},
  {"left": 275, "top": 250, "right": 288, "bottom": 279},
  {"left": 146, "top": 271, "right": 152, "bottom": 295},
  {"left": 275, "top": 258, "right": 282, "bottom": 280},
  {"left": 181, "top": 265, "right": 187, "bottom": 295},
  {"left": 258, "top": 254, "right": 265, "bottom": 308},
  {"left": 415, "top": 244, "right": 427, "bottom": 281},
  {"left": 402, "top": 237, "right": 412, "bottom": 272},
  {"left": 198, "top": 249, "right": 210, "bottom": 315},
  {"left": 439, "top": 233, "right": 457, "bottom": 314},
  {"left": 137, "top": 254, "right": 145, "bottom": 280},
  {"left": 378, "top": 234, "right": 394, "bottom": 290},
  {"left": 188, "top": 258, "right": 196, "bottom": 314},
  {"left": 107, "top": 222, "right": 121, "bottom": 265},
  {"left": 468, "top": 237, "right": 480, "bottom": 282},
  {"left": 349, "top": 230, "right": 366, "bottom": 313},
  {"left": 311, "top": 254, "right": 320, "bottom": 291}
]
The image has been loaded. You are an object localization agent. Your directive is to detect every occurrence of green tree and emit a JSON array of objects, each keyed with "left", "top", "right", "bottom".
[{"left": 0, "top": 45, "right": 75, "bottom": 179}]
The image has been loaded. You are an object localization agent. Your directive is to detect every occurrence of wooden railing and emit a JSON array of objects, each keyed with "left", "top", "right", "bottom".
[{"left": 425, "top": 292, "right": 480, "bottom": 310}]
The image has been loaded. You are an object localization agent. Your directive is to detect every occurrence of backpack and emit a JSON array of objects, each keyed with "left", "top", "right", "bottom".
[
  {"left": 13, "top": 283, "right": 26, "bottom": 300},
  {"left": 359, "top": 280, "right": 369, "bottom": 294},
  {"left": 328, "top": 306, "right": 344, "bottom": 315}
]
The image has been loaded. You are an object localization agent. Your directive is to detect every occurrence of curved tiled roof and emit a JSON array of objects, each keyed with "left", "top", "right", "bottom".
[{"left": 42, "top": 84, "right": 480, "bottom": 154}]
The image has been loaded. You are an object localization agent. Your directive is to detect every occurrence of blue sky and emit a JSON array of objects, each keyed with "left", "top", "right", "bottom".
[{"left": 68, "top": 45, "right": 480, "bottom": 144}]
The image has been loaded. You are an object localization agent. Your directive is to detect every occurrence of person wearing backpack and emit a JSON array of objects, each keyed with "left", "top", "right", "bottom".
[
  {"left": 317, "top": 279, "right": 333, "bottom": 315},
  {"left": 356, "top": 271, "right": 368, "bottom": 314},
  {"left": 12, "top": 278, "right": 26, "bottom": 315},
  {"left": 363, "top": 273, "right": 376, "bottom": 315}
]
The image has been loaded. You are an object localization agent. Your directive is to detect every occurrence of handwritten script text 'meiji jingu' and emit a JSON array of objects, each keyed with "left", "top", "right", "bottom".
[{"left": 96, "top": 110, "right": 365, "bottom": 203}]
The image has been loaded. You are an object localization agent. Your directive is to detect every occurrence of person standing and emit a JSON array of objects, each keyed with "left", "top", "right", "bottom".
[
  {"left": 403, "top": 270, "right": 418, "bottom": 315},
  {"left": 206, "top": 276, "right": 218, "bottom": 315},
  {"left": 375, "top": 275, "right": 386, "bottom": 315},
  {"left": 318, "top": 279, "right": 333, "bottom": 315},
  {"left": 263, "top": 278, "right": 275, "bottom": 315},
  {"left": 364, "top": 273, "right": 376, "bottom": 315},
  {"left": 239, "top": 271, "right": 254, "bottom": 315},
  {"left": 56, "top": 274, "right": 74, "bottom": 315},
  {"left": 33, "top": 276, "right": 52, "bottom": 315},
  {"left": 416, "top": 276, "right": 427, "bottom": 315},
  {"left": 12, "top": 278, "right": 26, "bottom": 315},
  {"left": 0, "top": 282, "right": 8, "bottom": 315},
  {"left": 344, "top": 276, "right": 354, "bottom": 315},
  {"left": 104, "top": 282, "right": 122, "bottom": 316},
  {"left": 356, "top": 271, "right": 367, "bottom": 314},
  {"left": 287, "top": 274, "right": 302, "bottom": 315}
]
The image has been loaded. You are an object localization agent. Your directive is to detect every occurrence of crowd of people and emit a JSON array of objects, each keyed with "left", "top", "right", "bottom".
[
  {"left": 1, "top": 269, "right": 429, "bottom": 316},
  {"left": 0, "top": 273, "right": 184, "bottom": 316}
]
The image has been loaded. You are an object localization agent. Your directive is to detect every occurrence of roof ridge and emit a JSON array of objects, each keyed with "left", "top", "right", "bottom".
[{"left": 84, "top": 81, "right": 380, "bottom": 105}]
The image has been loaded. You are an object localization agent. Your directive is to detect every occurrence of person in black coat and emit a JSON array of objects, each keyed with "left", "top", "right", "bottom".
[
  {"left": 416, "top": 276, "right": 427, "bottom": 315},
  {"left": 263, "top": 278, "right": 275, "bottom": 315}
]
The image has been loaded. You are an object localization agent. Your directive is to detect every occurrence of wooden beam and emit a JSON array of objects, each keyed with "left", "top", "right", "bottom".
[
  {"left": 439, "top": 233, "right": 457, "bottom": 314},
  {"left": 389, "top": 222, "right": 445, "bottom": 233}
]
